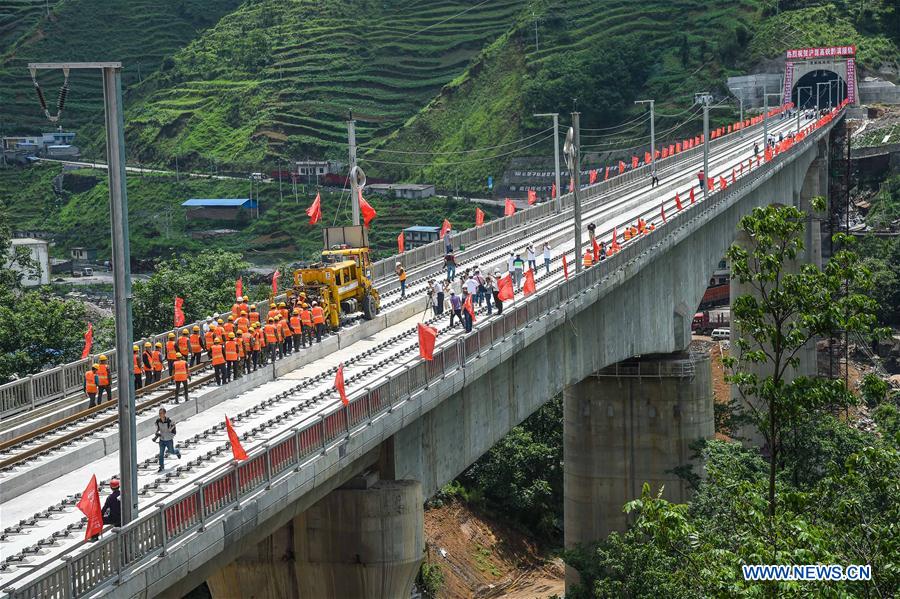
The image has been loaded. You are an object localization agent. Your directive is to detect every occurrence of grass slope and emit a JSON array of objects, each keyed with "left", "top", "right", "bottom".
[{"left": 0, "top": 0, "right": 243, "bottom": 138}]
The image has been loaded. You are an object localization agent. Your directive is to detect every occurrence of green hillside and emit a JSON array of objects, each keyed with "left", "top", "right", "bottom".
[{"left": 0, "top": 0, "right": 243, "bottom": 137}]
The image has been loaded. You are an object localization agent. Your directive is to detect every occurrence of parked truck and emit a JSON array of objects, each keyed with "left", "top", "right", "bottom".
[{"left": 692, "top": 307, "right": 730, "bottom": 335}]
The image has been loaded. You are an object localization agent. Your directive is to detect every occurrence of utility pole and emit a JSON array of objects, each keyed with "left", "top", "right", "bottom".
[
  {"left": 728, "top": 88, "right": 744, "bottom": 137},
  {"left": 534, "top": 113, "right": 561, "bottom": 213},
  {"left": 634, "top": 99, "right": 655, "bottom": 168},
  {"left": 29, "top": 62, "right": 139, "bottom": 524},
  {"left": 565, "top": 114, "right": 583, "bottom": 272},
  {"left": 347, "top": 117, "right": 360, "bottom": 226},
  {"left": 700, "top": 94, "right": 711, "bottom": 200}
]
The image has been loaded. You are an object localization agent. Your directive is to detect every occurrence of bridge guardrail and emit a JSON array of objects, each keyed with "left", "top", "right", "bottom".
[{"left": 3, "top": 106, "right": 843, "bottom": 599}]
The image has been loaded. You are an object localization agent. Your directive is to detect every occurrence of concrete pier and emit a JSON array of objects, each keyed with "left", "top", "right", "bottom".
[{"left": 563, "top": 352, "right": 714, "bottom": 587}]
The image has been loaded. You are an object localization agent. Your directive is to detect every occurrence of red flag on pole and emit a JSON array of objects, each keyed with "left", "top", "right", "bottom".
[
  {"left": 174, "top": 297, "right": 185, "bottom": 327},
  {"left": 225, "top": 416, "right": 248, "bottom": 461},
  {"left": 76, "top": 474, "right": 104, "bottom": 540},
  {"left": 592, "top": 237, "right": 600, "bottom": 262},
  {"left": 719, "top": 176, "right": 727, "bottom": 191},
  {"left": 497, "top": 274, "right": 514, "bottom": 301},
  {"left": 397, "top": 232, "right": 405, "bottom": 254},
  {"left": 440, "top": 218, "right": 452, "bottom": 239},
  {"left": 618, "top": 160, "right": 626, "bottom": 173},
  {"left": 731, "top": 169, "right": 736, "bottom": 185},
  {"left": 522, "top": 269, "right": 536, "bottom": 296},
  {"left": 335, "top": 363, "right": 348, "bottom": 406},
  {"left": 504, "top": 198, "right": 516, "bottom": 216},
  {"left": 463, "top": 293, "right": 476, "bottom": 323},
  {"left": 359, "top": 190, "right": 377, "bottom": 228},
  {"left": 674, "top": 192, "right": 683, "bottom": 211},
  {"left": 551, "top": 182, "right": 557, "bottom": 198},
  {"left": 562, "top": 254, "right": 569, "bottom": 280},
  {"left": 272, "top": 269, "right": 280, "bottom": 296},
  {"left": 707, "top": 176, "right": 715, "bottom": 191},
  {"left": 588, "top": 170, "right": 598, "bottom": 185},
  {"left": 644, "top": 151, "right": 652, "bottom": 164},
  {"left": 676, "top": 142, "right": 682, "bottom": 153},
  {"left": 417, "top": 323, "right": 438, "bottom": 361},
  {"left": 235, "top": 277, "right": 243, "bottom": 300},
  {"left": 660, "top": 202, "right": 667, "bottom": 223},
  {"left": 689, "top": 187, "right": 695, "bottom": 204},
  {"left": 306, "top": 192, "right": 322, "bottom": 225},
  {"left": 527, "top": 189, "right": 537, "bottom": 205},
  {"left": 631, "top": 156, "right": 638, "bottom": 169},
  {"left": 568, "top": 177, "right": 574, "bottom": 193},
  {"left": 604, "top": 167, "right": 610, "bottom": 181},
  {"left": 81, "top": 323, "right": 93, "bottom": 359},
  {"left": 475, "top": 207, "right": 485, "bottom": 226}
]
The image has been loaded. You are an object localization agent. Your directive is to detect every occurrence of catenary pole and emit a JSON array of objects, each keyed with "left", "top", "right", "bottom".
[
  {"left": 534, "top": 113, "right": 562, "bottom": 213},
  {"left": 347, "top": 118, "right": 360, "bottom": 226}
]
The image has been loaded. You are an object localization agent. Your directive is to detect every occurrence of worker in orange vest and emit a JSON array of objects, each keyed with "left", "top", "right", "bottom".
[
  {"left": 210, "top": 337, "right": 226, "bottom": 385},
  {"left": 274, "top": 314, "right": 285, "bottom": 360},
  {"left": 249, "top": 323, "right": 262, "bottom": 371},
  {"left": 248, "top": 304, "right": 260, "bottom": 325},
  {"left": 267, "top": 302, "right": 280, "bottom": 322},
  {"left": 240, "top": 295, "right": 249, "bottom": 315},
  {"left": 263, "top": 318, "right": 278, "bottom": 362},
  {"left": 224, "top": 332, "right": 239, "bottom": 382},
  {"left": 311, "top": 301, "right": 325, "bottom": 343},
  {"left": 290, "top": 308, "right": 304, "bottom": 349},
  {"left": 172, "top": 353, "right": 190, "bottom": 403},
  {"left": 241, "top": 328, "right": 253, "bottom": 373},
  {"left": 236, "top": 310, "right": 249, "bottom": 334},
  {"left": 151, "top": 342, "right": 164, "bottom": 383},
  {"left": 204, "top": 327, "right": 215, "bottom": 361},
  {"left": 278, "top": 301, "right": 289, "bottom": 322},
  {"left": 299, "top": 303, "right": 313, "bottom": 348},
  {"left": 583, "top": 248, "right": 594, "bottom": 268},
  {"left": 280, "top": 312, "right": 293, "bottom": 356},
  {"left": 177, "top": 328, "right": 190, "bottom": 358},
  {"left": 142, "top": 342, "right": 154, "bottom": 384},
  {"left": 132, "top": 345, "right": 143, "bottom": 390},
  {"left": 96, "top": 355, "right": 112, "bottom": 403},
  {"left": 231, "top": 299, "right": 242, "bottom": 319},
  {"left": 224, "top": 315, "right": 235, "bottom": 336},
  {"left": 165, "top": 332, "right": 178, "bottom": 377},
  {"left": 85, "top": 364, "right": 100, "bottom": 407},
  {"left": 189, "top": 325, "right": 204, "bottom": 367},
  {"left": 623, "top": 228, "right": 632, "bottom": 241}
]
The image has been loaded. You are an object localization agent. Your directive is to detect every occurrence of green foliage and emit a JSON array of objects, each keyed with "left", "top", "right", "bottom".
[
  {"left": 417, "top": 559, "right": 445, "bottom": 597},
  {"left": 864, "top": 174, "right": 900, "bottom": 229},
  {"left": 860, "top": 373, "right": 889, "bottom": 408},
  {"left": 872, "top": 400, "right": 900, "bottom": 444},
  {"left": 131, "top": 249, "right": 249, "bottom": 337}
]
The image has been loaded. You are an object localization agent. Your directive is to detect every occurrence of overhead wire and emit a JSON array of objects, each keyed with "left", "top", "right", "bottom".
[
  {"left": 579, "top": 111, "right": 650, "bottom": 132},
  {"left": 360, "top": 131, "right": 556, "bottom": 167},
  {"left": 359, "top": 127, "right": 554, "bottom": 155},
  {"left": 579, "top": 106, "right": 702, "bottom": 151}
]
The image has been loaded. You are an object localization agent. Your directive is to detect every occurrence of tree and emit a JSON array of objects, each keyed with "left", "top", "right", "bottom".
[
  {"left": 131, "top": 250, "right": 249, "bottom": 337},
  {"left": 723, "top": 200, "right": 886, "bottom": 560}
]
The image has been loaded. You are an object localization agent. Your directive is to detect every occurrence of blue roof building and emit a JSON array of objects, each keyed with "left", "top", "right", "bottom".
[
  {"left": 182, "top": 198, "right": 259, "bottom": 222},
  {"left": 181, "top": 198, "right": 258, "bottom": 208}
]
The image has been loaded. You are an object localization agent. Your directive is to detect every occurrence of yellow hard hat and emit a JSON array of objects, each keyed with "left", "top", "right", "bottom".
[
  {"left": 270, "top": 303, "right": 276, "bottom": 308},
  {"left": 228, "top": 332, "right": 235, "bottom": 339},
  {"left": 242, "top": 295, "right": 249, "bottom": 302},
  {"left": 144, "top": 342, "right": 152, "bottom": 348},
  {"left": 250, "top": 304, "right": 257, "bottom": 310},
  {"left": 217, "top": 319, "right": 224, "bottom": 324},
  {"left": 155, "top": 342, "right": 163, "bottom": 348},
  {"left": 133, "top": 345, "right": 139, "bottom": 351},
  {"left": 240, "top": 310, "right": 247, "bottom": 315},
  {"left": 193, "top": 325, "right": 200, "bottom": 331},
  {"left": 92, "top": 363, "right": 99, "bottom": 370},
  {"left": 168, "top": 332, "right": 176, "bottom": 338},
  {"left": 214, "top": 337, "right": 221, "bottom": 343},
  {"left": 228, "top": 314, "right": 234, "bottom": 321},
  {"left": 99, "top": 355, "right": 108, "bottom": 361},
  {"left": 278, "top": 302, "right": 286, "bottom": 308},
  {"left": 293, "top": 308, "right": 300, "bottom": 314},
  {"left": 267, "top": 318, "right": 274, "bottom": 323},
  {"left": 175, "top": 352, "right": 183, "bottom": 358},
  {"left": 181, "top": 328, "right": 189, "bottom": 335}
]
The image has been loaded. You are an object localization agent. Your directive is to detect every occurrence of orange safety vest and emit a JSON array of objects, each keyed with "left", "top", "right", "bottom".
[
  {"left": 190, "top": 333, "right": 203, "bottom": 353},
  {"left": 178, "top": 336, "right": 190, "bottom": 356},
  {"left": 85, "top": 371, "right": 98, "bottom": 394},
  {"left": 300, "top": 309, "right": 313, "bottom": 327},
  {"left": 399, "top": 269, "right": 407, "bottom": 281},
  {"left": 224, "top": 322, "right": 235, "bottom": 335},
  {"left": 267, "top": 309, "right": 280, "bottom": 321},
  {"left": 97, "top": 364, "right": 110, "bottom": 386},
  {"left": 583, "top": 250, "right": 593, "bottom": 267},
  {"left": 312, "top": 307, "right": 325, "bottom": 325},
  {"left": 280, "top": 308, "right": 289, "bottom": 321},
  {"left": 173, "top": 360, "right": 188, "bottom": 382},
  {"left": 281, "top": 319, "right": 292, "bottom": 337},
  {"left": 231, "top": 303, "right": 241, "bottom": 318},
  {"left": 204, "top": 330, "right": 214, "bottom": 348},
  {"left": 133, "top": 354, "right": 142, "bottom": 375},
  {"left": 166, "top": 340, "right": 177, "bottom": 361},
  {"left": 224, "top": 340, "right": 238, "bottom": 361},
  {"left": 237, "top": 338, "right": 245, "bottom": 358},
  {"left": 249, "top": 311, "right": 260, "bottom": 324},
  {"left": 236, "top": 316, "right": 249, "bottom": 333},
  {"left": 250, "top": 330, "right": 261, "bottom": 350},
  {"left": 215, "top": 325, "right": 225, "bottom": 340},
  {"left": 290, "top": 315, "right": 302, "bottom": 335},
  {"left": 242, "top": 332, "right": 252, "bottom": 352},
  {"left": 264, "top": 323, "right": 277, "bottom": 344},
  {"left": 151, "top": 350, "right": 163, "bottom": 371},
  {"left": 211, "top": 344, "right": 225, "bottom": 366},
  {"left": 142, "top": 350, "right": 153, "bottom": 373},
  {"left": 239, "top": 302, "right": 248, "bottom": 315}
]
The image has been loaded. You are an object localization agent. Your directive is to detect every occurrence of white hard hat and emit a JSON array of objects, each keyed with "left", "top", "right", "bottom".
[
  {"left": 206, "top": 316, "right": 212, "bottom": 321},
  {"left": 396, "top": 262, "right": 401, "bottom": 267}
]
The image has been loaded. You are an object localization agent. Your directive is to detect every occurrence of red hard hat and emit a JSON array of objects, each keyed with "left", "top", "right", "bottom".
[{"left": 109, "top": 479, "right": 120, "bottom": 489}]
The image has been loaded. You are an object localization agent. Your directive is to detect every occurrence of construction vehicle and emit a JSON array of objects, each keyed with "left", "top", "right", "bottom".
[
  {"left": 692, "top": 307, "right": 730, "bottom": 335},
  {"left": 293, "top": 226, "right": 381, "bottom": 330}
]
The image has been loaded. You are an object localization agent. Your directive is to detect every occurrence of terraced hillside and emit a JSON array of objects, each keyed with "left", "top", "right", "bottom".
[
  {"left": 122, "top": 0, "right": 526, "bottom": 169},
  {"left": 0, "top": 0, "right": 243, "bottom": 137}
]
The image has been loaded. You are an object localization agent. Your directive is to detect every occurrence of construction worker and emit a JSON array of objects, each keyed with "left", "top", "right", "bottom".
[
  {"left": 241, "top": 328, "right": 253, "bottom": 373},
  {"left": 151, "top": 342, "right": 164, "bottom": 383},
  {"left": 236, "top": 310, "right": 250, "bottom": 334},
  {"left": 248, "top": 304, "right": 260, "bottom": 325},
  {"left": 280, "top": 312, "right": 293, "bottom": 355},
  {"left": 224, "top": 332, "right": 239, "bottom": 382},
  {"left": 396, "top": 262, "right": 407, "bottom": 299},
  {"left": 85, "top": 364, "right": 100, "bottom": 407},
  {"left": 204, "top": 326, "right": 216, "bottom": 361},
  {"left": 311, "top": 301, "right": 325, "bottom": 343},
  {"left": 240, "top": 295, "right": 250, "bottom": 315},
  {"left": 215, "top": 318, "right": 226, "bottom": 342},
  {"left": 172, "top": 353, "right": 189, "bottom": 403},
  {"left": 210, "top": 337, "right": 226, "bottom": 385},
  {"left": 224, "top": 315, "right": 236, "bottom": 336},
  {"left": 299, "top": 303, "right": 313, "bottom": 348},
  {"left": 189, "top": 325, "right": 204, "bottom": 367},
  {"left": 583, "top": 248, "right": 594, "bottom": 268},
  {"left": 165, "top": 333, "right": 178, "bottom": 377},
  {"left": 231, "top": 298, "right": 242, "bottom": 319},
  {"left": 142, "top": 342, "right": 154, "bottom": 385},
  {"left": 250, "top": 323, "right": 262, "bottom": 370},
  {"left": 264, "top": 318, "right": 278, "bottom": 361},
  {"left": 623, "top": 227, "right": 633, "bottom": 241},
  {"left": 133, "top": 345, "right": 143, "bottom": 390},
  {"left": 96, "top": 355, "right": 112, "bottom": 403},
  {"left": 278, "top": 301, "right": 289, "bottom": 322},
  {"left": 267, "top": 302, "right": 279, "bottom": 322},
  {"left": 290, "top": 308, "right": 304, "bottom": 349},
  {"left": 276, "top": 315, "right": 286, "bottom": 359},
  {"left": 177, "top": 328, "right": 190, "bottom": 359}
]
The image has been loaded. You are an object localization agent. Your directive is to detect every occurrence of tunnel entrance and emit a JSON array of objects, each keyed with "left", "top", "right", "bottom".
[{"left": 791, "top": 70, "right": 847, "bottom": 110}]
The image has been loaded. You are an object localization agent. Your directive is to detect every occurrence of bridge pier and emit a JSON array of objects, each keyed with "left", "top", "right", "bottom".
[
  {"left": 563, "top": 351, "right": 714, "bottom": 589},
  {"left": 207, "top": 477, "right": 423, "bottom": 599}
]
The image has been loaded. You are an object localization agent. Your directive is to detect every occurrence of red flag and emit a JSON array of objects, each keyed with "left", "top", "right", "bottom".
[
  {"left": 504, "top": 198, "right": 516, "bottom": 217},
  {"left": 80, "top": 323, "right": 93, "bottom": 359},
  {"left": 522, "top": 270, "right": 536, "bottom": 296},
  {"left": 76, "top": 474, "right": 103, "bottom": 540},
  {"left": 644, "top": 151, "right": 652, "bottom": 164},
  {"left": 397, "top": 232, "right": 405, "bottom": 254},
  {"left": 174, "top": 297, "right": 185, "bottom": 327},
  {"left": 527, "top": 189, "right": 537, "bottom": 205},
  {"left": 731, "top": 169, "right": 736, "bottom": 185},
  {"left": 604, "top": 167, "right": 610, "bottom": 181},
  {"left": 660, "top": 202, "right": 667, "bottom": 223},
  {"left": 676, "top": 142, "right": 682, "bottom": 153},
  {"left": 631, "top": 156, "right": 638, "bottom": 169},
  {"left": 589, "top": 170, "right": 598, "bottom": 185},
  {"left": 592, "top": 237, "right": 600, "bottom": 262},
  {"left": 618, "top": 160, "right": 626, "bottom": 173},
  {"left": 225, "top": 416, "right": 248, "bottom": 461},
  {"left": 306, "top": 192, "right": 322, "bottom": 226},
  {"left": 475, "top": 207, "right": 485, "bottom": 226},
  {"left": 707, "top": 176, "right": 715, "bottom": 191},
  {"left": 662, "top": 147, "right": 669, "bottom": 159},
  {"left": 417, "top": 323, "right": 438, "bottom": 361},
  {"left": 689, "top": 187, "right": 695, "bottom": 204},
  {"left": 463, "top": 293, "right": 476, "bottom": 323},
  {"left": 551, "top": 182, "right": 557, "bottom": 198},
  {"left": 440, "top": 218, "right": 452, "bottom": 239},
  {"left": 359, "top": 190, "right": 377, "bottom": 228},
  {"left": 610, "top": 227, "right": 620, "bottom": 251},
  {"left": 272, "top": 269, "right": 280, "bottom": 296},
  {"left": 674, "top": 193, "right": 683, "bottom": 211},
  {"left": 236, "top": 277, "right": 244, "bottom": 301},
  {"left": 497, "top": 274, "right": 514, "bottom": 301},
  {"left": 719, "top": 176, "right": 727, "bottom": 191},
  {"left": 668, "top": 144, "right": 674, "bottom": 156},
  {"left": 562, "top": 254, "right": 569, "bottom": 280},
  {"left": 335, "top": 363, "right": 348, "bottom": 406},
  {"left": 568, "top": 177, "right": 574, "bottom": 193}
]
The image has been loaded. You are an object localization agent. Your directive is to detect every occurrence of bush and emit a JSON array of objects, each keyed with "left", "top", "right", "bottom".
[{"left": 417, "top": 560, "right": 444, "bottom": 597}]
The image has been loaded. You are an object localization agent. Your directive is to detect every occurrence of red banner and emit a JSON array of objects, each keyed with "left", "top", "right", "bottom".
[
  {"left": 786, "top": 45, "right": 855, "bottom": 59},
  {"left": 504, "top": 198, "right": 516, "bottom": 217},
  {"left": 226, "top": 416, "right": 248, "bottom": 461},
  {"left": 335, "top": 363, "right": 348, "bottom": 406},
  {"left": 475, "top": 207, "right": 485, "bottom": 227},
  {"left": 272, "top": 269, "right": 280, "bottom": 297},
  {"left": 235, "top": 277, "right": 243, "bottom": 300},
  {"left": 306, "top": 192, "right": 322, "bottom": 225},
  {"left": 562, "top": 254, "right": 569, "bottom": 280},
  {"left": 522, "top": 270, "right": 536, "bottom": 296},
  {"left": 76, "top": 475, "right": 104, "bottom": 540},
  {"left": 174, "top": 297, "right": 185, "bottom": 327},
  {"left": 397, "top": 232, "right": 405, "bottom": 254},
  {"left": 81, "top": 323, "right": 93, "bottom": 359},
  {"left": 359, "top": 190, "right": 377, "bottom": 228},
  {"left": 417, "top": 323, "right": 438, "bottom": 361}
]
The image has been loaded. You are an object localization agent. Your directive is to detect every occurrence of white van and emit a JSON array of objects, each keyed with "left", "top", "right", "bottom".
[{"left": 711, "top": 328, "right": 730, "bottom": 340}]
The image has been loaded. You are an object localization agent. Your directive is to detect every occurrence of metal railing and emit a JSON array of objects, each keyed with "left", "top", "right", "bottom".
[{"left": 2, "top": 107, "right": 843, "bottom": 599}]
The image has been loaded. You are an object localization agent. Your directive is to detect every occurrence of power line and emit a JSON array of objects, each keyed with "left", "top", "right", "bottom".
[
  {"left": 387, "top": 0, "right": 494, "bottom": 41},
  {"left": 360, "top": 132, "right": 556, "bottom": 167},
  {"left": 359, "top": 127, "right": 554, "bottom": 155},
  {"left": 579, "top": 111, "right": 650, "bottom": 132},
  {"left": 580, "top": 107, "right": 702, "bottom": 152}
]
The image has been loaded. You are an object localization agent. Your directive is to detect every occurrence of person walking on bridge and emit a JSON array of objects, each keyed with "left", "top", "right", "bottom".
[
  {"left": 178, "top": 329, "right": 190, "bottom": 361},
  {"left": 132, "top": 345, "right": 143, "bottom": 391},
  {"left": 142, "top": 342, "right": 154, "bottom": 385},
  {"left": 651, "top": 165, "right": 659, "bottom": 188},
  {"left": 85, "top": 364, "right": 100, "bottom": 407},
  {"left": 449, "top": 291, "right": 462, "bottom": 328},
  {"left": 151, "top": 342, "right": 163, "bottom": 383},
  {"left": 311, "top": 302, "right": 326, "bottom": 343},
  {"left": 172, "top": 353, "right": 189, "bottom": 403},
  {"left": 396, "top": 262, "right": 407, "bottom": 299},
  {"left": 153, "top": 407, "right": 181, "bottom": 472},
  {"left": 189, "top": 326, "right": 204, "bottom": 367},
  {"left": 526, "top": 244, "right": 537, "bottom": 272},
  {"left": 96, "top": 355, "right": 112, "bottom": 403},
  {"left": 543, "top": 243, "right": 552, "bottom": 275},
  {"left": 224, "top": 333, "right": 239, "bottom": 382},
  {"left": 445, "top": 252, "right": 456, "bottom": 282},
  {"left": 165, "top": 333, "right": 178, "bottom": 377},
  {"left": 492, "top": 270, "right": 504, "bottom": 315},
  {"left": 300, "top": 303, "right": 314, "bottom": 348},
  {"left": 512, "top": 254, "right": 525, "bottom": 290},
  {"left": 697, "top": 170, "right": 705, "bottom": 192},
  {"left": 433, "top": 279, "right": 444, "bottom": 317}
]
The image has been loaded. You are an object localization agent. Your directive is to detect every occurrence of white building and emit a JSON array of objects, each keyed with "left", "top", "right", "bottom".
[{"left": 8, "top": 238, "right": 50, "bottom": 287}]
